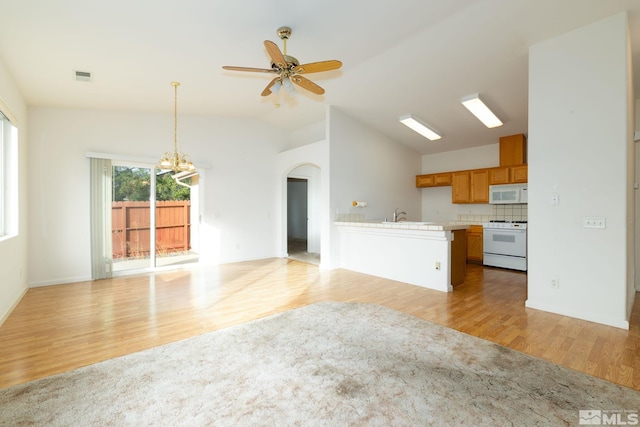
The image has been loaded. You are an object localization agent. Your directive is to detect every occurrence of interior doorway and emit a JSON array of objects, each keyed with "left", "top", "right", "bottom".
[
  {"left": 287, "top": 177, "right": 308, "bottom": 253},
  {"left": 287, "top": 165, "right": 320, "bottom": 265}
]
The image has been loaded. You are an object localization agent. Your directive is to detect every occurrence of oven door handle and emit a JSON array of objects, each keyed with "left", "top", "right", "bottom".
[{"left": 485, "top": 229, "right": 526, "bottom": 235}]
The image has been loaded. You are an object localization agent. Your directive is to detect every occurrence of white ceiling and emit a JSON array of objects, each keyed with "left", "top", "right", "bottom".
[{"left": 1, "top": 0, "right": 640, "bottom": 154}]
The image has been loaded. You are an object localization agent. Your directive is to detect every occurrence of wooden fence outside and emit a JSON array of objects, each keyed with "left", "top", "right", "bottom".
[{"left": 112, "top": 201, "right": 191, "bottom": 259}]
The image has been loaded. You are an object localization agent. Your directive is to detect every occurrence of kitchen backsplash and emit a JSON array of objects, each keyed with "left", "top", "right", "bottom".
[
  {"left": 334, "top": 204, "right": 527, "bottom": 224},
  {"left": 457, "top": 204, "right": 528, "bottom": 224},
  {"left": 334, "top": 213, "right": 366, "bottom": 222}
]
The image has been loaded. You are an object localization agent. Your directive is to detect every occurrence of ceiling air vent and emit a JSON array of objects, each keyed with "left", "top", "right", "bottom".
[{"left": 74, "top": 70, "right": 92, "bottom": 82}]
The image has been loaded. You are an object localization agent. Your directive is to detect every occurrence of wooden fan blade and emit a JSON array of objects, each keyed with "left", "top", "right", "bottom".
[
  {"left": 261, "top": 78, "right": 280, "bottom": 96},
  {"left": 290, "top": 75, "right": 325, "bottom": 95},
  {"left": 293, "top": 60, "right": 342, "bottom": 74},
  {"left": 264, "top": 40, "right": 287, "bottom": 69},
  {"left": 222, "top": 66, "right": 275, "bottom": 73}
]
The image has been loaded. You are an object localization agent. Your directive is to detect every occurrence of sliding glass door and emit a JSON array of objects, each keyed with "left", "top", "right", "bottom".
[
  {"left": 111, "top": 163, "right": 198, "bottom": 273},
  {"left": 154, "top": 170, "right": 199, "bottom": 268}
]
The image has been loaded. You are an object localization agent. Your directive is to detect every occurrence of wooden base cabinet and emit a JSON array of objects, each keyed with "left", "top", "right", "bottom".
[
  {"left": 451, "top": 229, "right": 467, "bottom": 286},
  {"left": 466, "top": 225, "right": 483, "bottom": 263}
]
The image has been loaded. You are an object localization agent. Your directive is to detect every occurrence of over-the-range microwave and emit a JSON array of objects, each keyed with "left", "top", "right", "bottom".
[{"left": 489, "top": 184, "right": 528, "bottom": 204}]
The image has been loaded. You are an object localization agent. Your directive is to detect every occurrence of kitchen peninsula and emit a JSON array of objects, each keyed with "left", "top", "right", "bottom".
[{"left": 335, "top": 221, "right": 469, "bottom": 292}]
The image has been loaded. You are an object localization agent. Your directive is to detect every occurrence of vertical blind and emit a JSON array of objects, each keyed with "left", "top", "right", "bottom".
[{"left": 89, "top": 157, "right": 113, "bottom": 280}]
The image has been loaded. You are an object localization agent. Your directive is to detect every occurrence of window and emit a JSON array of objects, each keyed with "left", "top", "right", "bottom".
[{"left": 0, "top": 111, "right": 17, "bottom": 239}]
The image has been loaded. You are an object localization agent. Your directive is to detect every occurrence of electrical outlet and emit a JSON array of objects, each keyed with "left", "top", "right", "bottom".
[
  {"left": 435, "top": 261, "right": 441, "bottom": 271},
  {"left": 551, "top": 278, "right": 559, "bottom": 289}
]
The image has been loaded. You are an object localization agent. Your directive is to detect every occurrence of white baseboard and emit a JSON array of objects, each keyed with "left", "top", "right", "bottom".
[
  {"left": 29, "top": 275, "right": 92, "bottom": 288},
  {"left": 0, "top": 286, "right": 28, "bottom": 327},
  {"left": 525, "top": 299, "right": 630, "bottom": 330}
]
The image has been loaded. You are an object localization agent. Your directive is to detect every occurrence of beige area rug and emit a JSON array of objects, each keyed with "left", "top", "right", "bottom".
[{"left": 1, "top": 302, "right": 639, "bottom": 426}]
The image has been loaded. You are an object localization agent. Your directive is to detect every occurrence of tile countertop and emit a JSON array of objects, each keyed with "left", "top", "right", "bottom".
[{"left": 334, "top": 221, "right": 470, "bottom": 231}]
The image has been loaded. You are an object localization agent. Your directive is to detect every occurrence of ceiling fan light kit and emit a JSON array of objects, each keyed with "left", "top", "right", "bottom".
[
  {"left": 399, "top": 114, "right": 442, "bottom": 141},
  {"left": 271, "top": 80, "right": 282, "bottom": 94},
  {"left": 461, "top": 94, "right": 503, "bottom": 128},
  {"left": 222, "top": 26, "right": 342, "bottom": 98},
  {"left": 282, "top": 77, "right": 295, "bottom": 95}
]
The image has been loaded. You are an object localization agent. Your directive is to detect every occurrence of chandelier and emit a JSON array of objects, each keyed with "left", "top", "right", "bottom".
[{"left": 158, "top": 82, "right": 195, "bottom": 172}]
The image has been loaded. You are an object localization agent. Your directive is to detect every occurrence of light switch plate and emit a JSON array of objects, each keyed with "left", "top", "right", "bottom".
[{"left": 583, "top": 217, "right": 606, "bottom": 229}]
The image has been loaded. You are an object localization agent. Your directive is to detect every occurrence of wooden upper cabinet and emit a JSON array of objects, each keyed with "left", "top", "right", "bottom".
[
  {"left": 433, "top": 173, "right": 452, "bottom": 186},
  {"left": 470, "top": 169, "right": 489, "bottom": 203},
  {"left": 499, "top": 134, "right": 527, "bottom": 166},
  {"left": 418, "top": 133, "right": 528, "bottom": 196},
  {"left": 416, "top": 172, "right": 452, "bottom": 188},
  {"left": 416, "top": 174, "right": 435, "bottom": 187},
  {"left": 489, "top": 165, "right": 528, "bottom": 184},
  {"left": 451, "top": 172, "right": 470, "bottom": 203},
  {"left": 453, "top": 170, "right": 489, "bottom": 203},
  {"left": 511, "top": 164, "right": 528, "bottom": 183},
  {"left": 488, "top": 167, "right": 510, "bottom": 185}
]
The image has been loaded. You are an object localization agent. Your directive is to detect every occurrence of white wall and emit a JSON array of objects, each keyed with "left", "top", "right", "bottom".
[
  {"left": 0, "top": 59, "right": 28, "bottom": 324},
  {"left": 329, "top": 107, "right": 422, "bottom": 221},
  {"left": 328, "top": 106, "right": 422, "bottom": 268},
  {"left": 27, "top": 107, "right": 288, "bottom": 287},
  {"left": 286, "top": 121, "right": 326, "bottom": 151},
  {"left": 527, "top": 13, "right": 633, "bottom": 329},
  {"left": 338, "top": 227, "right": 454, "bottom": 292},
  {"left": 635, "top": 100, "right": 640, "bottom": 292},
  {"left": 421, "top": 144, "right": 499, "bottom": 221},
  {"left": 636, "top": 141, "right": 640, "bottom": 291}
]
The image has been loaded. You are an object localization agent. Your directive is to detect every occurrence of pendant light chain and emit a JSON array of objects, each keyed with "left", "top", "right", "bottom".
[
  {"left": 158, "top": 81, "right": 195, "bottom": 173},
  {"left": 173, "top": 82, "right": 179, "bottom": 154}
]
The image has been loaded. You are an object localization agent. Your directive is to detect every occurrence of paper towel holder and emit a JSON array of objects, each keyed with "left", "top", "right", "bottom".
[{"left": 352, "top": 201, "right": 367, "bottom": 208}]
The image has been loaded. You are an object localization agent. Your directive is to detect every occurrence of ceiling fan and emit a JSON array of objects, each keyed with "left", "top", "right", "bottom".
[{"left": 222, "top": 26, "right": 342, "bottom": 97}]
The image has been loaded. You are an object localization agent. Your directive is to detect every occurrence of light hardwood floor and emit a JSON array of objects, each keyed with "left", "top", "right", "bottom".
[{"left": 1, "top": 258, "right": 639, "bottom": 391}]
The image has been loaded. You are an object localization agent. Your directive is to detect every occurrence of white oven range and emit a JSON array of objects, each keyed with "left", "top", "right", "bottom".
[{"left": 482, "top": 221, "right": 527, "bottom": 271}]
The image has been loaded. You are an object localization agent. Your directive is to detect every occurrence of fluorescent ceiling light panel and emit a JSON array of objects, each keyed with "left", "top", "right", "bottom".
[
  {"left": 399, "top": 114, "right": 441, "bottom": 141},
  {"left": 461, "top": 94, "right": 503, "bottom": 128}
]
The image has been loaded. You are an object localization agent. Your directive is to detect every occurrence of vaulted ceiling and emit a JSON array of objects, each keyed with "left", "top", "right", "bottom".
[{"left": 1, "top": 0, "right": 640, "bottom": 154}]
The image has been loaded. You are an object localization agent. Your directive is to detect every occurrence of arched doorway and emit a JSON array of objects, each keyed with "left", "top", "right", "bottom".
[{"left": 287, "top": 164, "right": 321, "bottom": 265}]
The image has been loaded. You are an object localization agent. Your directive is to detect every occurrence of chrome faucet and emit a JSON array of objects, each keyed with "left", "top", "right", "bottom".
[{"left": 393, "top": 208, "right": 407, "bottom": 222}]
